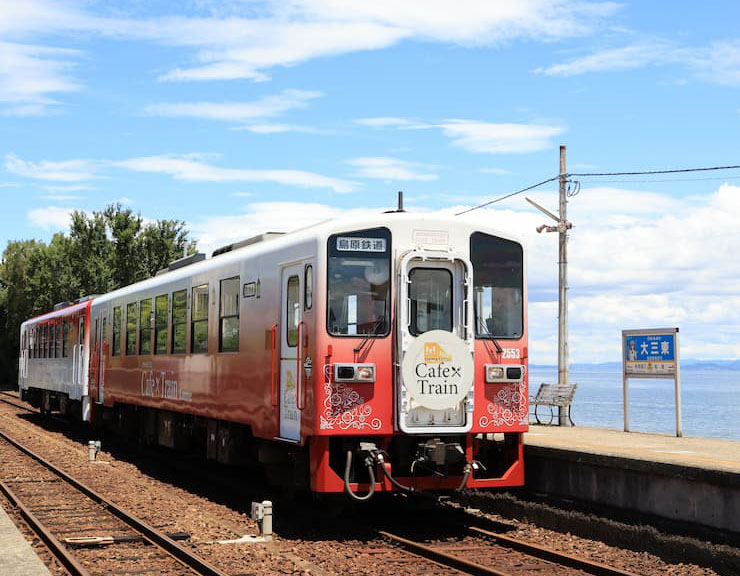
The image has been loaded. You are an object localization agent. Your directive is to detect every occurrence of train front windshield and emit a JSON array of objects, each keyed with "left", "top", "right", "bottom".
[
  {"left": 327, "top": 228, "right": 391, "bottom": 336},
  {"left": 471, "top": 232, "right": 523, "bottom": 339}
]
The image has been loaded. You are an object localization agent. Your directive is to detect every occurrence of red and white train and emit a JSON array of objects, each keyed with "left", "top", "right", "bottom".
[{"left": 18, "top": 212, "right": 528, "bottom": 499}]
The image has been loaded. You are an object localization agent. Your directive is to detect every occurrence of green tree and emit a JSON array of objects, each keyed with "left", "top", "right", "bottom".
[{"left": 0, "top": 204, "right": 195, "bottom": 385}]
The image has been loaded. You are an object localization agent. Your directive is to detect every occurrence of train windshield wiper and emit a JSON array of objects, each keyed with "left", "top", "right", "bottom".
[
  {"left": 354, "top": 313, "right": 386, "bottom": 357},
  {"left": 478, "top": 317, "right": 503, "bottom": 354}
]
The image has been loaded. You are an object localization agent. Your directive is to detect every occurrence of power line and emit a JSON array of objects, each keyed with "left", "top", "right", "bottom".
[
  {"left": 576, "top": 174, "right": 740, "bottom": 184},
  {"left": 456, "top": 163, "right": 740, "bottom": 216},
  {"left": 454, "top": 175, "right": 560, "bottom": 216},
  {"left": 569, "top": 164, "right": 740, "bottom": 177}
]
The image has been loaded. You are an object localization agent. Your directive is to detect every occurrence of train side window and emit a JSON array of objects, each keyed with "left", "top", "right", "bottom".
[
  {"left": 62, "top": 321, "right": 69, "bottom": 357},
  {"left": 102, "top": 317, "right": 107, "bottom": 347},
  {"left": 55, "top": 323, "right": 61, "bottom": 358},
  {"left": 171, "top": 289, "right": 187, "bottom": 353},
  {"left": 126, "top": 302, "right": 138, "bottom": 355},
  {"left": 191, "top": 284, "right": 208, "bottom": 354},
  {"left": 139, "top": 298, "right": 152, "bottom": 355},
  {"left": 112, "top": 306, "right": 122, "bottom": 356},
  {"left": 304, "top": 264, "right": 313, "bottom": 311},
  {"left": 154, "top": 294, "right": 168, "bottom": 355},
  {"left": 219, "top": 277, "right": 239, "bottom": 353},
  {"left": 286, "top": 275, "right": 300, "bottom": 347},
  {"left": 46, "top": 325, "right": 52, "bottom": 358}
]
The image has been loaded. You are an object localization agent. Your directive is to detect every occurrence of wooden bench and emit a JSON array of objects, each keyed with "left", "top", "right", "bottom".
[{"left": 529, "top": 383, "right": 577, "bottom": 425}]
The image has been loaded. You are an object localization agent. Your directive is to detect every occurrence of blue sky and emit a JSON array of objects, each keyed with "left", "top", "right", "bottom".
[{"left": 2, "top": 1, "right": 740, "bottom": 363}]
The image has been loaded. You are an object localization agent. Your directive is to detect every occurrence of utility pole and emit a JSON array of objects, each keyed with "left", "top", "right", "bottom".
[{"left": 526, "top": 145, "right": 573, "bottom": 425}]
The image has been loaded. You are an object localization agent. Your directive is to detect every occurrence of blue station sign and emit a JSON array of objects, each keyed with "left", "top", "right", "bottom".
[{"left": 622, "top": 329, "right": 678, "bottom": 377}]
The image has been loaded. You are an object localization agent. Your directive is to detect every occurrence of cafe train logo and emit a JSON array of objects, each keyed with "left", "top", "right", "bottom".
[{"left": 423, "top": 342, "right": 452, "bottom": 364}]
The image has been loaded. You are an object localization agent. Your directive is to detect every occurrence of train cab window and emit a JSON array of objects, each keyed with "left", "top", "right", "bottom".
[
  {"left": 471, "top": 232, "right": 523, "bottom": 339},
  {"left": 219, "top": 277, "right": 239, "bottom": 353},
  {"left": 171, "top": 289, "right": 187, "bottom": 354},
  {"left": 409, "top": 268, "right": 453, "bottom": 335},
  {"left": 112, "top": 306, "right": 122, "bottom": 356},
  {"left": 304, "top": 265, "right": 313, "bottom": 310},
  {"left": 62, "top": 321, "right": 69, "bottom": 357},
  {"left": 327, "top": 228, "right": 390, "bottom": 336},
  {"left": 191, "top": 284, "right": 208, "bottom": 353},
  {"left": 154, "top": 294, "right": 168, "bottom": 355},
  {"left": 139, "top": 298, "right": 152, "bottom": 355},
  {"left": 126, "top": 302, "right": 138, "bottom": 355}
]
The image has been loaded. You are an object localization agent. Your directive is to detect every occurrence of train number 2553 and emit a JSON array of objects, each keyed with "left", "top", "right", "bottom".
[{"left": 501, "top": 348, "right": 521, "bottom": 359}]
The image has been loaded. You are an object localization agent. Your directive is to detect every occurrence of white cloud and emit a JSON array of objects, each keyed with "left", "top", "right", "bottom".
[
  {"left": 4, "top": 153, "right": 98, "bottom": 181},
  {"left": 115, "top": 154, "right": 356, "bottom": 193},
  {"left": 1, "top": 1, "right": 618, "bottom": 91},
  {"left": 6, "top": 152, "right": 355, "bottom": 193},
  {"left": 355, "top": 117, "right": 431, "bottom": 130},
  {"left": 440, "top": 120, "right": 565, "bottom": 154},
  {"left": 145, "top": 89, "right": 322, "bottom": 122},
  {"left": 27, "top": 205, "right": 74, "bottom": 230},
  {"left": 0, "top": 41, "right": 81, "bottom": 115},
  {"left": 689, "top": 40, "right": 740, "bottom": 86},
  {"left": 346, "top": 157, "right": 438, "bottom": 181},
  {"left": 536, "top": 42, "right": 676, "bottom": 76},
  {"left": 539, "top": 39, "right": 740, "bottom": 86},
  {"left": 232, "top": 123, "right": 327, "bottom": 134},
  {"left": 356, "top": 117, "right": 565, "bottom": 154}
]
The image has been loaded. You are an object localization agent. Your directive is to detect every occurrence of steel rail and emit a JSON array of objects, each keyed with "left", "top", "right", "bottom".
[
  {"left": 469, "top": 526, "right": 640, "bottom": 576},
  {"left": 0, "top": 478, "right": 92, "bottom": 576},
  {"left": 0, "top": 429, "right": 229, "bottom": 576},
  {"left": 378, "top": 530, "right": 514, "bottom": 576}
]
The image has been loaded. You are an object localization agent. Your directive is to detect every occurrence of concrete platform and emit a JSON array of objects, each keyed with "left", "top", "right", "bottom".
[
  {"left": 523, "top": 425, "right": 740, "bottom": 533},
  {"left": 0, "top": 505, "right": 52, "bottom": 576}
]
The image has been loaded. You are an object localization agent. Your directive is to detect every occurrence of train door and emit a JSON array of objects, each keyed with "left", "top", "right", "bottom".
[
  {"left": 98, "top": 312, "right": 107, "bottom": 404},
  {"left": 397, "top": 252, "right": 475, "bottom": 433},
  {"left": 18, "top": 328, "right": 28, "bottom": 389},
  {"left": 279, "top": 263, "right": 303, "bottom": 441},
  {"left": 72, "top": 316, "right": 86, "bottom": 399}
]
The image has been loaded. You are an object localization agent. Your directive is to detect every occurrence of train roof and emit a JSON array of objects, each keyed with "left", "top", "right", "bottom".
[
  {"left": 21, "top": 299, "right": 91, "bottom": 328},
  {"left": 84, "top": 210, "right": 523, "bottom": 307}
]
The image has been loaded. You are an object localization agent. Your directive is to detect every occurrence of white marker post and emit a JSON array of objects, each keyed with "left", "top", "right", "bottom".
[{"left": 622, "top": 328, "right": 681, "bottom": 437}]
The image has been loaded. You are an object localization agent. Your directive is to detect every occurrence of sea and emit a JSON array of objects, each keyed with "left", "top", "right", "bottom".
[{"left": 528, "top": 365, "right": 740, "bottom": 441}]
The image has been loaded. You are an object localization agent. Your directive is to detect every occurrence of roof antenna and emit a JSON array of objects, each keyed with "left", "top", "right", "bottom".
[{"left": 397, "top": 190, "right": 405, "bottom": 212}]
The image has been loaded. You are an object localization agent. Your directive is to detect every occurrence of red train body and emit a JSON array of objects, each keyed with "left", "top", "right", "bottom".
[{"left": 19, "top": 213, "right": 528, "bottom": 498}]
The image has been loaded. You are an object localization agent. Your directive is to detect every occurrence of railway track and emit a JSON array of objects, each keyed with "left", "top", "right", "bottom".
[
  {"left": 379, "top": 525, "right": 641, "bottom": 576},
  {"left": 0, "top": 428, "right": 229, "bottom": 576}
]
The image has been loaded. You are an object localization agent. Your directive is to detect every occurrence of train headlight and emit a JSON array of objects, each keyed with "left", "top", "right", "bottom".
[
  {"left": 485, "top": 364, "right": 525, "bottom": 383},
  {"left": 334, "top": 363, "right": 376, "bottom": 383},
  {"left": 485, "top": 365, "right": 505, "bottom": 382},
  {"left": 355, "top": 365, "right": 376, "bottom": 381}
]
